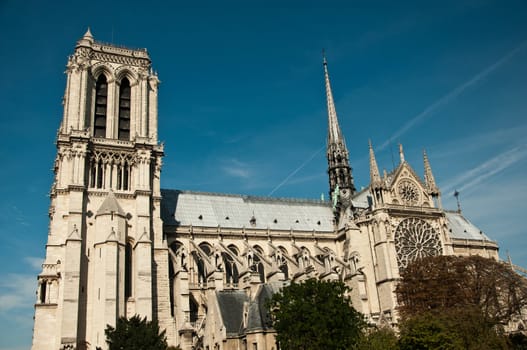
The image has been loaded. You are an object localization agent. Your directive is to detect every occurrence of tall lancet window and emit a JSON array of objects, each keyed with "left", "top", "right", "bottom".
[
  {"left": 118, "top": 78, "right": 131, "bottom": 140},
  {"left": 94, "top": 75, "right": 108, "bottom": 138},
  {"left": 125, "top": 242, "right": 133, "bottom": 299}
]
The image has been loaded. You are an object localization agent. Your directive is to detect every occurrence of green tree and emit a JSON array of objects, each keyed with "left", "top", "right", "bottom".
[
  {"left": 398, "top": 307, "right": 509, "bottom": 350},
  {"left": 398, "top": 310, "right": 464, "bottom": 350},
  {"left": 103, "top": 315, "right": 168, "bottom": 350},
  {"left": 356, "top": 326, "right": 398, "bottom": 350},
  {"left": 268, "top": 279, "right": 365, "bottom": 350}
]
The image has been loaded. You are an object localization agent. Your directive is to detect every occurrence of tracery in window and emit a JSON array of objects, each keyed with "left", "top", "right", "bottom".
[
  {"left": 251, "top": 246, "right": 265, "bottom": 282},
  {"left": 394, "top": 217, "right": 442, "bottom": 269},
  {"left": 118, "top": 78, "right": 131, "bottom": 140},
  {"left": 94, "top": 74, "right": 108, "bottom": 138},
  {"left": 277, "top": 246, "right": 289, "bottom": 279},
  {"left": 223, "top": 248, "right": 239, "bottom": 287}
]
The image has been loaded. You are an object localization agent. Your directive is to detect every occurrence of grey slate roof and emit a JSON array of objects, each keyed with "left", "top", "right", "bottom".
[
  {"left": 216, "top": 290, "right": 248, "bottom": 336},
  {"left": 215, "top": 283, "right": 284, "bottom": 337},
  {"left": 246, "top": 283, "right": 282, "bottom": 332},
  {"left": 351, "top": 187, "right": 371, "bottom": 209},
  {"left": 161, "top": 189, "right": 334, "bottom": 232},
  {"left": 445, "top": 211, "right": 494, "bottom": 241}
]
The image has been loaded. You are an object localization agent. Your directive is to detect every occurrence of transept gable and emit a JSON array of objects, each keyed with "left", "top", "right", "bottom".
[{"left": 388, "top": 162, "right": 431, "bottom": 207}]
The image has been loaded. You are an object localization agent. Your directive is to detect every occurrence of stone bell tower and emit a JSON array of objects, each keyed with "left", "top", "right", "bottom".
[{"left": 32, "top": 29, "right": 164, "bottom": 350}]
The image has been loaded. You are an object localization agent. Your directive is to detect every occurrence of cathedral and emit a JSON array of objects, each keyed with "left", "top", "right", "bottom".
[{"left": 32, "top": 30, "right": 499, "bottom": 350}]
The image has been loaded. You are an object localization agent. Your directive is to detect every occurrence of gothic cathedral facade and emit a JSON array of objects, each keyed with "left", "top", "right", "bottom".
[{"left": 32, "top": 30, "right": 499, "bottom": 350}]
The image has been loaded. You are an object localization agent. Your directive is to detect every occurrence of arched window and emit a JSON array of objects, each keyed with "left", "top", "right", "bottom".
[
  {"left": 223, "top": 252, "right": 239, "bottom": 286},
  {"left": 251, "top": 246, "right": 265, "bottom": 283},
  {"left": 116, "top": 160, "right": 130, "bottom": 191},
  {"left": 125, "top": 242, "right": 133, "bottom": 298},
  {"left": 195, "top": 243, "right": 212, "bottom": 287},
  {"left": 94, "top": 75, "right": 108, "bottom": 138},
  {"left": 39, "top": 280, "right": 47, "bottom": 303},
  {"left": 278, "top": 246, "right": 289, "bottom": 279},
  {"left": 118, "top": 78, "right": 131, "bottom": 140},
  {"left": 89, "top": 158, "right": 105, "bottom": 189}
]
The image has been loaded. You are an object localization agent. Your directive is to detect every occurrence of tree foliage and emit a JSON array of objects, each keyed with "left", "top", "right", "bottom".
[
  {"left": 398, "top": 307, "right": 509, "bottom": 350},
  {"left": 395, "top": 255, "right": 527, "bottom": 326},
  {"left": 356, "top": 326, "right": 398, "bottom": 350},
  {"left": 268, "top": 279, "right": 365, "bottom": 350},
  {"left": 104, "top": 315, "right": 168, "bottom": 350}
]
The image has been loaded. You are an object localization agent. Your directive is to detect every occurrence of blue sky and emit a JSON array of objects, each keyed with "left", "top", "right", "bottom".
[{"left": 1, "top": 0, "right": 526, "bottom": 348}]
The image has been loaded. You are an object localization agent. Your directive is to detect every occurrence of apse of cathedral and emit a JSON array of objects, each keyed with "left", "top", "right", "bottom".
[{"left": 32, "top": 30, "right": 499, "bottom": 350}]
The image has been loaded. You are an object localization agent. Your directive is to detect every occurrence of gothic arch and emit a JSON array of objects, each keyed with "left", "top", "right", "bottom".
[
  {"left": 227, "top": 244, "right": 239, "bottom": 256},
  {"left": 276, "top": 246, "right": 289, "bottom": 279},
  {"left": 91, "top": 64, "right": 114, "bottom": 82},
  {"left": 115, "top": 68, "right": 138, "bottom": 86}
]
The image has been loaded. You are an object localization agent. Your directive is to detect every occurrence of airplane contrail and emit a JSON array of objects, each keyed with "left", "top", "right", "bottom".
[
  {"left": 268, "top": 145, "right": 325, "bottom": 196},
  {"left": 378, "top": 40, "right": 527, "bottom": 151},
  {"left": 268, "top": 40, "right": 527, "bottom": 195},
  {"left": 442, "top": 145, "right": 527, "bottom": 195}
]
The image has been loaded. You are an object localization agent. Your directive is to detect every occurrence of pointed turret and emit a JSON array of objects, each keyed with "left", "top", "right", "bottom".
[
  {"left": 423, "top": 149, "right": 439, "bottom": 195},
  {"left": 369, "top": 140, "right": 382, "bottom": 188},
  {"left": 423, "top": 149, "right": 442, "bottom": 208},
  {"left": 323, "top": 55, "right": 355, "bottom": 202},
  {"left": 77, "top": 27, "right": 94, "bottom": 47}
]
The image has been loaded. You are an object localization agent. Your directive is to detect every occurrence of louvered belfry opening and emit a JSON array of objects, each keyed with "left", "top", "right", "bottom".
[{"left": 94, "top": 74, "right": 108, "bottom": 138}]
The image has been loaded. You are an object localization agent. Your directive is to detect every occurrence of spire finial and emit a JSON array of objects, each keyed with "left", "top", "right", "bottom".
[
  {"left": 399, "top": 143, "right": 405, "bottom": 163},
  {"left": 323, "top": 54, "right": 343, "bottom": 146},
  {"left": 77, "top": 27, "right": 94, "bottom": 47},
  {"left": 423, "top": 149, "right": 439, "bottom": 194},
  {"left": 369, "top": 140, "right": 381, "bottom": 187},
  {"left": 84, "top": 27, "right": 93, "bottom": 38}
]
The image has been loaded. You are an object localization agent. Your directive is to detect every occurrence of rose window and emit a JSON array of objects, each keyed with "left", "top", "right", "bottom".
[
  {"left": 394, "top": 217, "right": 442, "bottom": 269},
  {"left": 397, "top": 179, "right": 420, "bottom": 205}
]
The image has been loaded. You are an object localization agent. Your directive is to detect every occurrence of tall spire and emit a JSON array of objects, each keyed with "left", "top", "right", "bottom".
[
  {"left": 369, "top": 140, "right": 381, "bottom": 187},
  {"left": 323, "top": 55, "right": 355, "bottom": 202},
  {"left": 423, "top": 149, "right": 439, "bottom": 195},
  {"left": 323, "top": 53, "right": 343, "bottom": 145}
]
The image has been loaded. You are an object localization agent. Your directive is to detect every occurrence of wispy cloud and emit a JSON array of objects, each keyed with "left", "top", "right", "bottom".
[
  {"left": 379, "top": 40, "right": 527, "bottom": 151},
  {"left": 11, "top": 205, "right": 30, "bottom": 227},
  {"left": 0, "top": 274, "right": 35, "bottom": 313},
  {"left": 441, "top": 144, "right": 527, "bottom": 195},
  {"left": 222, "top": 158, "right": 251, "bottom": 179},
  {"left": 432, "top": 125, "right": 527, "bottom": 160},
  {"left": 24, "top": 256, "right": 43, "bottom": 271}
]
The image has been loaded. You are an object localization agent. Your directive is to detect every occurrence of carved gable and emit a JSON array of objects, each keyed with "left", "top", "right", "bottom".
[{"left": 389, "top": 163, "right": 431, "bottom": 207}]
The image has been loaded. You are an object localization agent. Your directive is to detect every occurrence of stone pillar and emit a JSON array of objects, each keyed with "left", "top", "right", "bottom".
[
  {"left": 134, "top": 233, "right": 153, "bottom": 319},
  {"left": 60, "top": 228, "right": 83, "bottom": 348}
]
